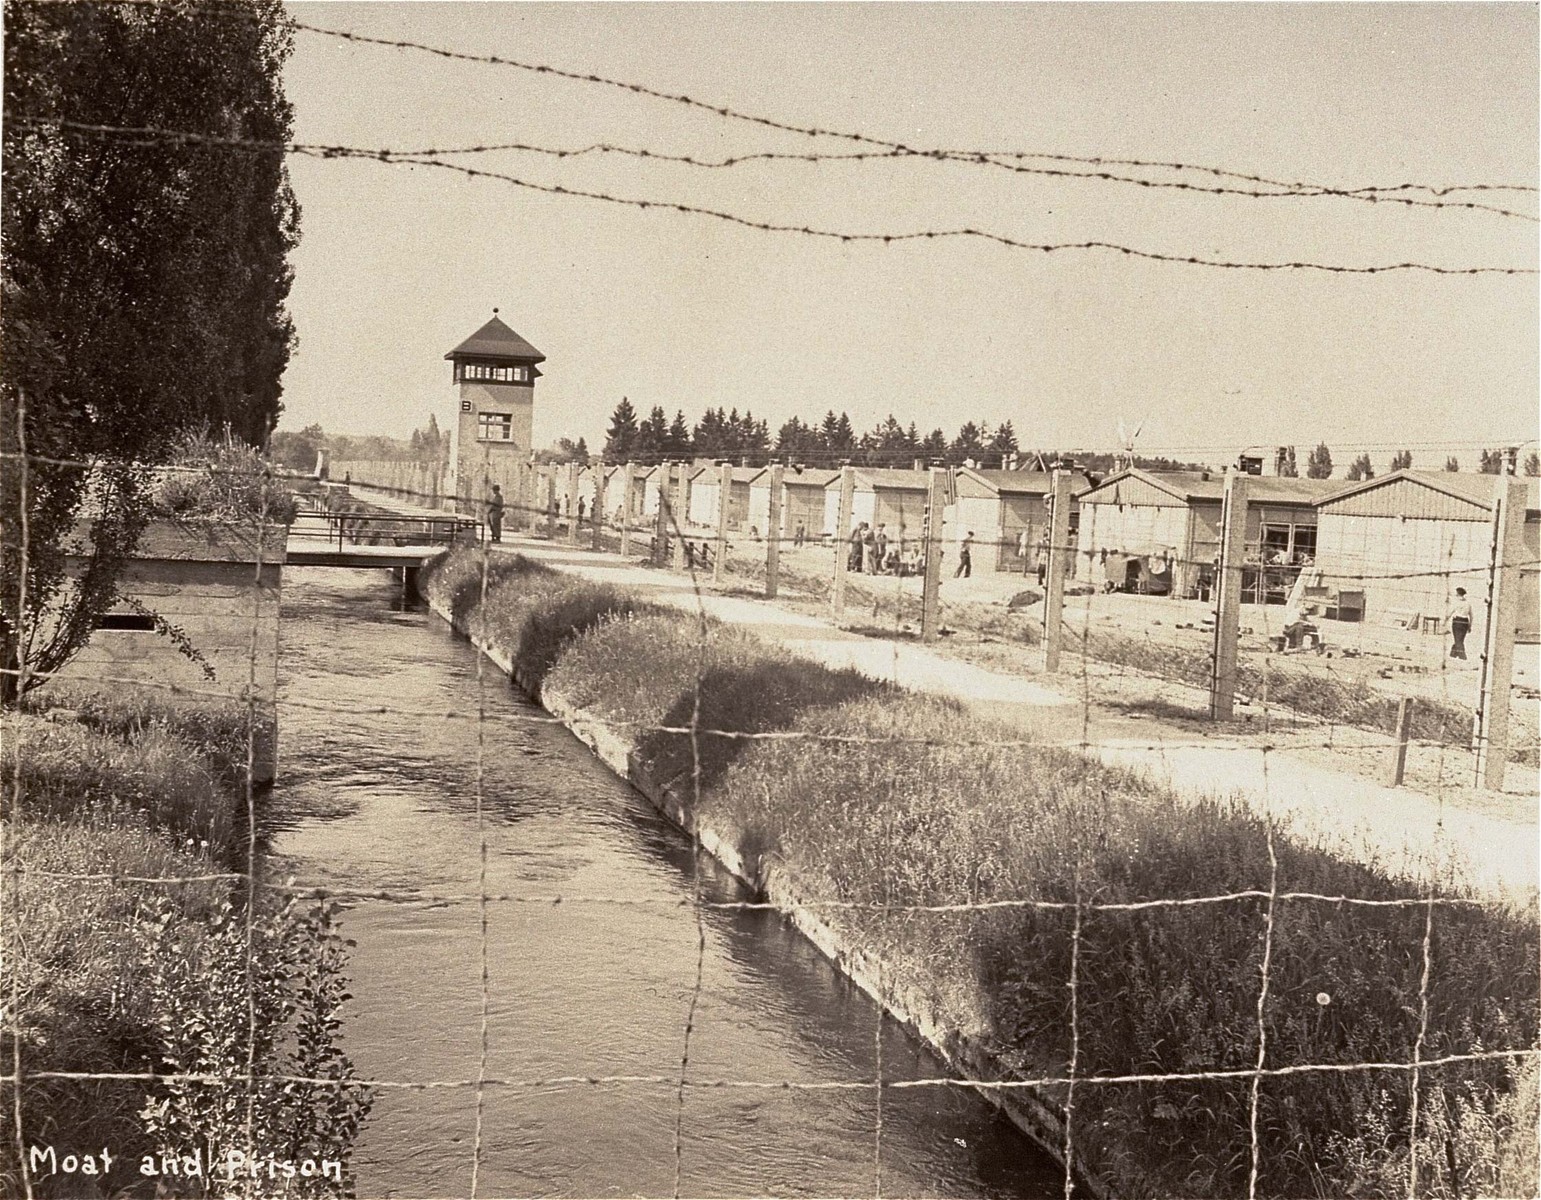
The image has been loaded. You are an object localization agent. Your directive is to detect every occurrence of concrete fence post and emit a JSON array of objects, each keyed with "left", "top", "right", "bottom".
[
  {"left": 714, "top": 461, "right": 731, "bottom": 584},
  {"left": 921, "top": 467, "right": 946, "bottom": 643},
  {"left": 1389, "top": 697, "right": 1413, "bottom": 787},
  {"left": 831, "top": 464, "right": 855, "bottom": 616},
  {"left": 766, "top": 463, "right": 784, "bottom": 598},
  {"left": 1473, "top": 475, "right": 1526, "bottom": 790},
  {"left": 619, "top": 462, "right": 635, "bottom": 558},
  {"left": 592, "top": 461, "right": 607, "bottom": 552},
  {"left": 671, "top": 461, "right": 689, "bottom": 571},
  {"left": 1042, "top": 468, "right": 1072, "bottom": 673},
  {"left": 1209, "top": 468, "right": 1249, "bottom": 720},
  {"left": 566, "top": 461, "right": 581, "bottom": 546},
  {"left": 653, "top": 462, "right": 672, "bottom": 566}
]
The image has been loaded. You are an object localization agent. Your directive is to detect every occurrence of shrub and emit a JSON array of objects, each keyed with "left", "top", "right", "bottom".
[{"left": 152, "top": 432, "right": 298, "bottom": 524}]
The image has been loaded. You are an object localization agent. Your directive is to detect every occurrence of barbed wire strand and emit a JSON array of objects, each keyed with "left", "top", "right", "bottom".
[
  {"left": 6, "top": 387, "right": 37, "bottom": 1200},
  {"left": 470, "top": 524, "right": 494, "bottom": 1197},
  {"left": 19, "top": 117, "right": 1538, "bottom": 223},
  {"left": 7, "top": 117, "right": 1535, "bottom": 274},
  {"left": 278, "top": 19, "right": 1539, "bottom": 206},
  {"left": 7, "top": 1045, "right": 1533, "bottom": 1092}
]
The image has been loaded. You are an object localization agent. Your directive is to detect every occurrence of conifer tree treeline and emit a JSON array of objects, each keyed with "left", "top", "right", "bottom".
[{"left": 600, "top": 401, "right": 1032, "bottom": 468}]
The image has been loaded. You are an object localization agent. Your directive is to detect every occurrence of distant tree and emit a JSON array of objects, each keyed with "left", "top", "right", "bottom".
[
  {"left": 1389, "top": 449, "right": 1413, "bottom": 471},
  {"left": 1526, "top": 451, "right": 1540, "bottom": 477},
  {"left": 1346, "top": 453, "right": 1374, "bottom": 481},
  {"left": 1479, "top": 448, "right": 1504, "bottom": 475},
  {"left": 270, "top": 423, "right": 326, "bottom": 471},
  {"left": 818, "top": 410, "right": 856, "bottom": 455},
  {"left": 987, "top": 420, "right": 1020, "bottom": 463},
  {"left": 1305, "top": 443, "right": 1334, "bottom": 479},
  {"left": 666, "top": 411, "right": 692, "bottom": 457},
  {"left": 775, "top": 415, "right": 819, "bottom": 461},
  {"left": 604, "top": 397, "right": 639, "bottom": 460},
  {"left": 1275, "top": 446, "right": 1299, "bottom": 477},
  {"left": 948, "top": 421, "right": 986, "bottom": 466},
  {"left": 1445, "top": 456, "right": 1460, "bottom": 472},
  {"left": 919, "top": 428, "right": 949, "bottom": 463},
  {"left": 636, "top": 405, "right": 668, "bottom": 461},
  {"left": 739, "top": 411, "right": 770, "bottom": 464},
  {"left": 692, "top": 407, "right": 726, "bottom": 459}
]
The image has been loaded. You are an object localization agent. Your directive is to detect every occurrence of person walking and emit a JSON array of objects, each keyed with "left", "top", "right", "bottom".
[
  {"left": 794, "top": 520, "right": 806, "bottom": 548},
  {"left": 1447, "top": 588, "right": 1473, "bottom": 660},
  {"left": 954, "top": 530, "right": 974, "bottom": 579},
  {"left": 873, "top": 524, "right": 889, "bottom": 575},
  {"left": 487, "top": 484, "right": 505, "bottom": 544}
]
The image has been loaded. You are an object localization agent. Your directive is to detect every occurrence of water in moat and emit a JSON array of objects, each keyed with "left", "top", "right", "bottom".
[{"left": 268, "top": 566, "right": 1061, "bottom": 1197}]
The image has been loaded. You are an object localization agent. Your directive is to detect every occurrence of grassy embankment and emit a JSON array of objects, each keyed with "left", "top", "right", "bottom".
[
  {"left": 3, "top": 695, "right": 370, "bottom": 1198},
  {"left": 426, "top": 546, "right": 1538, "bottom": 1200}
]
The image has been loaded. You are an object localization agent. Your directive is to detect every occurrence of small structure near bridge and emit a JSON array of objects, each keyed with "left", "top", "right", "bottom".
[{"left": 49, "top": 520, "right": 286, "bottom": 783}]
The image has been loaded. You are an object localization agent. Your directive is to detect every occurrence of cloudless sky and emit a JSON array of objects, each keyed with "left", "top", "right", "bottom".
[{"left": 279, "top": 2, "right": 1538, "bottom": 468}]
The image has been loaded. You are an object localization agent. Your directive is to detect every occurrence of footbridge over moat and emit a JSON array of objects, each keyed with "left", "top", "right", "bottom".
[{"left": 284, "top": 495, "right": 481, "bottom": 578}]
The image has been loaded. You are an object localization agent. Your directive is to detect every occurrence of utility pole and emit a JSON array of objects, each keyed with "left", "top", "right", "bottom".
[
  {"left": 713, "top": 461, "right": 731, "bottom": 584},
  {"left": 831, "top": 464, "right": 855, "bottom": 616},
  {"left": 1042, "top": 468, "right": 1072, "bottom": 673},
  {"left": 1473, "top": 475, "right": 1526, "bottom": 790},
  {"left": 591, "top": 461, "right": 607, "bottom": 552},
  {"left": 619, "top": 462, "right": 634, "bottom": 558},
  {"left": 1209, "top": 468, "right": 1249, "bottom": 719},
  {"left": 921, "top": 467, "right": 946, "bottom": 643},
  {"left": 766, "top": 463, "right": 784, "bottom": 598}
]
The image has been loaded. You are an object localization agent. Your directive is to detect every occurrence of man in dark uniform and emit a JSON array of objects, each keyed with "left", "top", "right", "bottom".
[{"left": 487, "top": 484, "right": 505, "bottom": 543}]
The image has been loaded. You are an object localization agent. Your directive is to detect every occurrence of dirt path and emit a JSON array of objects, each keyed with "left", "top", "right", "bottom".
[{"left": 481, "top": 535, "right": 1536, "bottom": 900}]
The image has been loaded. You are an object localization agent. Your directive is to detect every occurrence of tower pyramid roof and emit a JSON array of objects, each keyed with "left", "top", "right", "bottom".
[{"left": 444, "top": 312, "right": 545, "bottom": 362}]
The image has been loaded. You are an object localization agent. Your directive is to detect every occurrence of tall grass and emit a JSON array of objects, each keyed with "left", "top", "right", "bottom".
[
  {"left": 446, "top": 551, "right": 1539, "bottom": 1199},
  {"left": 1, "top": 704, "right": 370, "bottom": 1196}
]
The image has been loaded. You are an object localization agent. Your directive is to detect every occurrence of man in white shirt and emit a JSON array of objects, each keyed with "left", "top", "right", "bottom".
[{"left": 1447, "top": 588, "right": 1473, "bottom": 660}]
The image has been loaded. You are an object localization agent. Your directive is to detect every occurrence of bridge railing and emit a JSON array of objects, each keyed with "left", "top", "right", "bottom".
[{"left": 288, "top": 510, "right": 482, "bottom": 550}]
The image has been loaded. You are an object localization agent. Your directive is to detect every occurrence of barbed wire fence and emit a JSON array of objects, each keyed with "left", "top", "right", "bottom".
[
  {"left": 4, "top": 440, "right": 1538, "bottom": 1199},
  {"left": 5, "top": 11, "right": 1539, "bottom": 1194}
]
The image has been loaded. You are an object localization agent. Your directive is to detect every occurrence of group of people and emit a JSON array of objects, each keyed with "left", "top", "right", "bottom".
[{"left": 846, "top": 521, "right": 925, "bottom": 576}]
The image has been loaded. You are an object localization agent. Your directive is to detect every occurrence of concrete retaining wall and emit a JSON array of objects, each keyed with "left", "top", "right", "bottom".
[{"left": 424, "top": 588, "right": 1104, "bottom": 1197}]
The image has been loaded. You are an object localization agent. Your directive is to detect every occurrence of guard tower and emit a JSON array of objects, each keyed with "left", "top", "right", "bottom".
[{"left": 445, "top": 309, "right": 544, "bottom": 516}]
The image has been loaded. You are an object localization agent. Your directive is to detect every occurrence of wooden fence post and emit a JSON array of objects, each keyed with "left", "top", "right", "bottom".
[
  {"left": 1043, "top": 468, "right": 1072, "bottom": 673},
  {"left": 619, "top": 462, "right": 634, "bottom": 557},
  {"left": 713, "top": 460, "right": 731, "bottom": 584},
  {"left": 831, "top": 464, "right": 855, "bottom": 616},
  {"left": 1209, "top": 468, "right": 1249, "bottom": 720},
  {"left": 1389, "top": 697, "right": 1413, "bottom": 786},
  {"left": 921, "top": 467, "right": 946, "bottom": 643},
  {"left": 591, "top": 461, "right": 607, "bottom": 552},
  {"left": 1473, "top": 475, "right": 1526, "bottom": 790},
  {"left": 766, "top": 463, "right": 784, "bottom": 598}
]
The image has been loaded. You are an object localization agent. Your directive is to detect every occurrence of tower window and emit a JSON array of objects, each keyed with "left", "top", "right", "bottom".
[
  {"left": 457, "top": 362, "right": 532, "bottom": 383},
  {"left": 477, "top": 411, "right": 514, "bottom": 442}
]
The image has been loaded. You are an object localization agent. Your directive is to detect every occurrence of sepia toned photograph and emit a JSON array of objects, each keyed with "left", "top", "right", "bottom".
[{"left": 2, "top": 2, "right": 1537, "bottom": 1197}]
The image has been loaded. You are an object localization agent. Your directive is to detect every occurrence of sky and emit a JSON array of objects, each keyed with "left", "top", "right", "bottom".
[{"left": 278, "top": 2, "right": 1539, "bottom": 469}]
